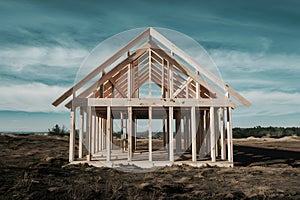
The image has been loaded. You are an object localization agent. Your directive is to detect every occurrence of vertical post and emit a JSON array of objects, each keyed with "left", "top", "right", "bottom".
[
  {"left": 103, "top": 118, "right": 106, "bottom": 150},
  {"left": 149, "top": 107, "right": 152, "bottom": 161},
  {"left": 133, "top": 114, "right": 136, "bottom": 152},
  {"left": 79, "top": 108, "right": 84, "bottom": 159},
  {"left": 163, "top": 116, "right": 166, "bottom": 149},
  {"left": 101, "top": 118, "right": 104, "bottom": 151},
  {"left": 184, "top": 115, "right": 188, "bottom": 149},
  {"left": 196, "top": 71, "right": 200, "bottom": 99},
  {"left": 149, "top": 48, "right": 152, "bottom": 97},
  {"left": 210, "top": 107, "right": 216, "bottom": 162},
  {"left": 215, "top": 108, "right": 219, "bottom": 158},
  {"left": 91, "top": 114, "right": 95, "bottom": 154},
  {"left": 128, "top": 107, "right": 132, "bottom": 161},
  {"left": 162, "top": 59, "right": 165, "bottom": 98},
  {"left": 175, "top": 110, "right": 182, "bottom": 154},
  {"left": 120, "top": 112, "right": 124, "bottom": 152},
  {"left": 86, "top": 106, "right": 92, "bottom": 161},
  {"left": 187, "top": 116, "right": 190, "bottom": 149},
  {"left": 169, "top": 61, "right": 173, "bottom": 98},
  {"left": 99, "top": 117, "right": 102, "bottom": 151},
  {"left": 106, "top": 107, "right": 111, "bottom": 161},
  {"left": 191, "top": 106, "right": 197, "bottom": 162},
  {"left": 128, "top": 63, "right": 132, "bottom": 99},
  {"left": 95, "top": 115, "right": 99, "bottom": 153},
  {"left": 227, "top": 107, "right": 233, "bottom": 162},
  {"left": 220, "top": 108, "right": 226, "bottom": 160},
  {"left": 69, "top": 108, "right": 76, "bottom": 162},
  {"left": 169, "top": 107, "right": 174, "bottom": 162},
  {"left": 203, "top": 110, "right": 207, "bottom": 154}
]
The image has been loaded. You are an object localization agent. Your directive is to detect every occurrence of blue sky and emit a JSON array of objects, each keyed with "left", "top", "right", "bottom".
[{"left": 1, "top": 0, "right": 300, "bottom": 131}]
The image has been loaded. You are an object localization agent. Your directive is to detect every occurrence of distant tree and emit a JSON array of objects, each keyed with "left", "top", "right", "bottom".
[{"left": 48, "top": 124, "right": 69, "bottom": 136}]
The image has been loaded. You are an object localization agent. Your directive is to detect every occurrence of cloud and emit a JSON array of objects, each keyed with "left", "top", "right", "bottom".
[
  {"left": 209, "top": 49, "right": 300, "bottom": 73},
  {"left": 0, "top": 45, "right": 89, "bottom": 72},
  {"left": 0, "top": 82, "right": 68, "bottom": 112},
  {"left": 235, "top": 89, "right": 300, "bottom": 117}
]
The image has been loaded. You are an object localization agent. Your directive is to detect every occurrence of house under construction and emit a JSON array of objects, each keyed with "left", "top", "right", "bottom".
[{"left": 52, "top": 27, "right": 250, "bottom": 168}]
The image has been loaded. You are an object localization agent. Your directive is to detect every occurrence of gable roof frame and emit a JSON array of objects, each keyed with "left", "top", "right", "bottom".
[{"left": 53, "top": 27, "right": 249, "bottom": 108}]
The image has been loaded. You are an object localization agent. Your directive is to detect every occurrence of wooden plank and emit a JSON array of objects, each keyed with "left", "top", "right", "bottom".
[
  {"left": 128, "top": 63, "right": 132, "bottom": 98},
  {"left": 128, "top": 106, "right": 133, "bottom": 161},
  {"left": 86, "top": 106, "right": 91, "bottom": 161},
  {"left": 227, "top": 107, "right": 233, "bottom": 162},
  {"left": 109, "top": 79, "right": 126, "bottom": 98},
  {"left": 210, "top": 107, "right": 216, "bottom": 162},
  {"left": 191, "top": 106, "right": 197, "bottom": 162},
  {"left": 91, "top": 115, "right": 95, "bottom": 154},
  {"left": 99, "top": 117, "right": 102, "bottom": 151},
  {"left": 79, "top": 108, "right": 84, "bottom": 159},
  {"left": 86, "top": 98, "right": 236, "bottom": 107},
  {"left": 175, "top": 110, "right": 181, "bottom": 154},
  {"left": 53, "top": 88, "right": 73, "bottom": 106},
  {"left": 69, "top": 109, "right": 75, "bottom": 162},
  {"left": 220, "top": 108, "right": 226, "bottom": 160},
  {"left": 149, "top": 48, "right": 152, "bottom": 97},
  {"left": 150, "top": 28, "right": 250, "bottom": 107},
  {"left": 106, "top": 106, "right": 111, "bottom": 161},
  {"left": 169, "top": 107, "right": 174, "bottom": 162},
  {"left": 149, "top": 107, "right": 152, "bottom": 161},
  {"left": 173, "top": 77, "right": 192, "bottom": 97}
]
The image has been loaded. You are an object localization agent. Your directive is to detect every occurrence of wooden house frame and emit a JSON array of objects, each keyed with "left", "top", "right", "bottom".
[{"left": 53, "top": 27, "right": 250, "bottom": 168}]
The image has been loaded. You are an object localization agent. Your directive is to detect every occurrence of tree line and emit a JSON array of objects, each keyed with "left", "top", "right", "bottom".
[
  {"left": 48, "top": 124, "right": 300, "bottom": 139},
  {"left": 233, "top": 126, "right": 300, "bottom": 138}
]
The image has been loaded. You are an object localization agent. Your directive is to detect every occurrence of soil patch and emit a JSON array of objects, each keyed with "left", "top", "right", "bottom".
[{"left": 1, "top": 134, "right": 300, "bottom": 199}]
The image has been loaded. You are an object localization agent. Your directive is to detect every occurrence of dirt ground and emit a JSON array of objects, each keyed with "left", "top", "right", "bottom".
[{"left": 0, "top": 134, "right": 300, "bottom": 199}]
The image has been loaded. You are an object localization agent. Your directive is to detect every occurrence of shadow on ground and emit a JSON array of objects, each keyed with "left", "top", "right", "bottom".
[{"left": 234, "top": 145, "right": 300, "bottom": 167}]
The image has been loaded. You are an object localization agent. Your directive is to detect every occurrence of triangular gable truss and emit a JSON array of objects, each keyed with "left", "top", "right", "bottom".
[{"left": 54, "top": 27, "right": 250, "bottom": 108}]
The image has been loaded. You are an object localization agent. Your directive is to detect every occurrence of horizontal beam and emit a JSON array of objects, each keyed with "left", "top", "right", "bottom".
[{"left": 72, "top": 98, "right": 236, "bottom": 108}]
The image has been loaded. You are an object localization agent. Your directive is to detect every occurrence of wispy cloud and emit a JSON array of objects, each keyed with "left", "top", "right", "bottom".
[
  {"left": 236, "top": 89, "right": 300, "bottom": 117},
  {"left": 0, "top": 45, "right": 89, "bottom": 72},
  {"left": 210, "top": 49, "right": 300, "bottom": 73},
  {"left": 0, "top": 83, "right": 68, "bottom": 112}
]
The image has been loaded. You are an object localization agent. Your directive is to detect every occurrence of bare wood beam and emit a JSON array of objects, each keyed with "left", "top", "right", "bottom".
[{"left": 173, "top": 77, "right": 192, "bottom": 97}]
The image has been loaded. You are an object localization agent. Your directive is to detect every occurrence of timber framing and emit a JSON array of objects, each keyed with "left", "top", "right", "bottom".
[{"left": 53, "top": 27, "right": 250, "bottom": 168}]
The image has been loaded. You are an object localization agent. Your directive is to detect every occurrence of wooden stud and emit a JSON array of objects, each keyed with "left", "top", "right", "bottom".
[
  {"left": 210, "top": 107, "right": 216, "bottom": 162},
  {"left": 106, "top": 106, "right": 111, "bottom": 161},
  {"left": 220, "top": 108, "right": 226, "bottom": 160},
  {"left": 128, "top": 107, "right": 133, "bottom": 161},
  {"left": 91, "top": 115, "right": 95, "bottom": 154},
  {"left": 169, "top": 107, "right": 174, "bottom": 162},
  {"left": 149, "top": 107, "right": 152, "bottom": 161},
  {"left": 215, "top": 108, "right": 219, "bottom": 158},
  {"left": 69, "top": 108, "right": 75, "bottom": 162},
  {"left": 86, "top": 106, "right": 92, "bottom": 161},
  {"left": 98, "top": 117, "right": 102, "bottom": 151},
  {"left": 184, "top": 115, "right": 188, "bottom": 149},
  {"left": 175, "top": 110, "right": 182, "bottom": 154},
  {"left": 79, "top": 108, "right": 84, "bottom": 159},
  {"left": 227, "top": 107, "right": 233, "bottom": 162},
  {"left": 196, "top": 71, "right": 200, "bottom": 99},
  {"left": 128, "top": 63, "right": 132, "bottom": 99},
  {"left": 149, "top": 48, "right": 152, "bottom": 97},
  {"left": 95, "top": 116, "right": 99, "bottom": 153},
  {"left": 191, "top": 106, "right": 197, "bottom": 162}
]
